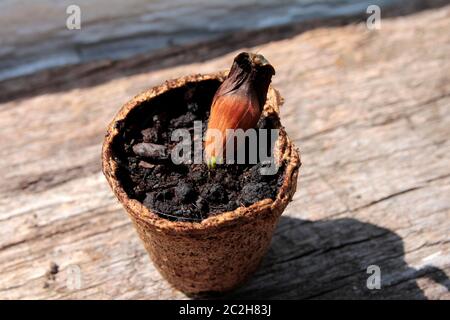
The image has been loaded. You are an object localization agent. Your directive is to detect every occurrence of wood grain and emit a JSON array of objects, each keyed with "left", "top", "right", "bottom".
[
  {"left": 0, "top": 6, "right": 449, "bottom": 299},
  {"left": 0, "top": 0, "right": 427, "bottom": 82}
]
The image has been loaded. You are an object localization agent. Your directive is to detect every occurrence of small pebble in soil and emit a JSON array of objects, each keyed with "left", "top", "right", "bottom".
[
  {"left": 133, "top": 142, "right": 167, "bottom": 159},
  {"left": 175, "top": 182, "right": 196, "bottom": 203},
  {"left": 169, "top": 112, "right": 197, "bottom": 128},
  {"left": 191, "top": 168, "right": 207, "bottom": 183},
  {"left": 138, "top": 160, "right": 155, "bottom": 169},
  {"left": 141, "top": 127, "right": 159, "bottom": 143},
  {"left": 202, "top": 183, "right": 228, "bottom": 203},
  {"left": 239, "top": 182, "right": 273, "bottom": 206},
  {"left": 195, "top": 196, "right": 209, "bottom": 213},
  {"left": 187, "top": 102, "right": 199, "bottom": 113}
]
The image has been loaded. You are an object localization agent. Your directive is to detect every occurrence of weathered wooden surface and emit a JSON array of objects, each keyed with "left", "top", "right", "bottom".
[
  {"left": 0, "top": 6, "right": 449, "bottom": 299},
  {"left": 0, "top": 0, "right": 413, "bottom": 82}
]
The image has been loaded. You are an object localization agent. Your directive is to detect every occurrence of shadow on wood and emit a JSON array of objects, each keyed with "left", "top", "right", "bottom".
[{"left": 227, "top": 216, "right": 449, "bottom": 299}]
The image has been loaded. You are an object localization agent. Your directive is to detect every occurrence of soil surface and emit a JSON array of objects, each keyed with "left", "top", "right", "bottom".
[{"left": 112, "top": 79, "right": 285, "bottom": 221}]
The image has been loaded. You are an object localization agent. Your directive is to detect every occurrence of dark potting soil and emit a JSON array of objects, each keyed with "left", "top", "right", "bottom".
[{"left": 112, "top": 79, "right": 285, "bottom": 222}]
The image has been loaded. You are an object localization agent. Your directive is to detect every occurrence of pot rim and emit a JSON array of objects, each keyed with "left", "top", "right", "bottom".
[{"left": 102, "top": 72, "right": 301, "bottom": 235}]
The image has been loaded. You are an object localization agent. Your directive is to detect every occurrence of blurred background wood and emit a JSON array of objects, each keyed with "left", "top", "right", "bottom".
[
  {"left": 0, "top": 4, "right": 449, "bottom": 299},
  {"left": 0, "top": 0, "right": 418, "bottom": 82}
]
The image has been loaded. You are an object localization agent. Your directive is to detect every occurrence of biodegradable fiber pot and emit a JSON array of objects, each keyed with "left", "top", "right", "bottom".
[{"left": 102, "top": 72, "right": 301, "bottom": 295}]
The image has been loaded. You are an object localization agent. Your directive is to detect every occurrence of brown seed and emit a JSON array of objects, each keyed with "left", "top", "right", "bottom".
[{"left": 204, "top": 52, "right": 275, "bottom": 165}]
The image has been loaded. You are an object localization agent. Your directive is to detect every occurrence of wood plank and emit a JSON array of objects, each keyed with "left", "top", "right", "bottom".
[
  {"left": 0, "top": 6, "right": 449, "bottom": 299},
  {"left": 0, "top": 0, "right": 401, "bottom": 82},
  {"left": 1, "top": 0, "right": 448, "bottom": 103}
]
